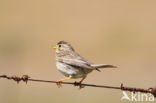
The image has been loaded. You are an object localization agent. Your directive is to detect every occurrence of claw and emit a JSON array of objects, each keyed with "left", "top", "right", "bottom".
[
  {"left": 79, "top": 83, "right": 85, "bottom": 89},
  {"left": 56, "top": 76, "right": 72, "bottom": 88},
  {"left": 74, "top": 81, "right": 85, "bottom": 89},
  {"left": 56, "top": 80, "right": 63, "bottom": 88}
]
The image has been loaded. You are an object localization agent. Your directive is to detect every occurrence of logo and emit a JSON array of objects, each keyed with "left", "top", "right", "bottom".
[{"left": 121, "top": 91, "right": 154, "bottom": 102}]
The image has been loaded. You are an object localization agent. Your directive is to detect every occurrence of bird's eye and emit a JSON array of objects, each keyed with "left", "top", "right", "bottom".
[{"left": 58, "top": 44, "right": 61, "bottom": 48}]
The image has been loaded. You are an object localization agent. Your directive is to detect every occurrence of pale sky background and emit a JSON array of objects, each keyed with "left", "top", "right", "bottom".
[{"left": 0, "top": 0, "right": 156, "bottom": 103}]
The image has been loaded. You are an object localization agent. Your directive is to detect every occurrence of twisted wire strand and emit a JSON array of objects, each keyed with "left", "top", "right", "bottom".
[{"left": 0, "top": 75, "right": 156, "bottom": 97}]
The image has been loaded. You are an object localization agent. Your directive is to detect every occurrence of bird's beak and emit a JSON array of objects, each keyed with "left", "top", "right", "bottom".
[{"left": 53, "top": 45, "right": 57, "bottom": 50}]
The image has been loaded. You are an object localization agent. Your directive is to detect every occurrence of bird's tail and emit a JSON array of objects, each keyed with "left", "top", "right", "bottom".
[{"left": 91, "top": 64, "right": 117, "bottom": 72}]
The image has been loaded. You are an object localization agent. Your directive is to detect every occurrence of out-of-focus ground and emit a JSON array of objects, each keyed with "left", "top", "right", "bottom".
[{"left": 0, "top": 0, "right": 156, "bottom": 103}]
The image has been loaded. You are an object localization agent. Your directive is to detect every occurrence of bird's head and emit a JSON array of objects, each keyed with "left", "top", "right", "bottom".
[{"left": 53, "top": 41, "right": 75, "bottom": 54}]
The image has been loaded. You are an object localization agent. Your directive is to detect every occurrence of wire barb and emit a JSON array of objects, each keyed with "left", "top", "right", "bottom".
[
  {"left": 0, "top": 75, "right": 30, "bottom": 84},
  {"left": 0, "top": 75, "right": 156, "bottom": 97}
]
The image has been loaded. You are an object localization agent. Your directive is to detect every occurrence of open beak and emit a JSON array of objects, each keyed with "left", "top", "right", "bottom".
[{"left": 53, "top": 45, "right": 57, "bottom": 50}]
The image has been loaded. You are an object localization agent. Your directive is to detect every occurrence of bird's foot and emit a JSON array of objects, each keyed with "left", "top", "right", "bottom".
[
  {"left": 74, "top": 81, "right": 85, "bottom": 89},
  {"left": 79, "top": 84, "right": 85, "bottom": 89},
  {"left": 56, "top": 80, "right": 63, "bottom": 88}
]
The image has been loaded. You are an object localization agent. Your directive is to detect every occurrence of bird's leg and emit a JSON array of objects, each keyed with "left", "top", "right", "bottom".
[
  {"left": 56, "top": 76, "right": 72, "bottom": 88},
  {"left": 79, "top": 76, "right": 87, "bottom": 89}
]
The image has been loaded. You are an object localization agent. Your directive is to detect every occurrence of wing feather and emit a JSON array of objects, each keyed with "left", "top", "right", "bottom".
[{"left": 59, "top": 58, "right": 92, "bottom": 69}]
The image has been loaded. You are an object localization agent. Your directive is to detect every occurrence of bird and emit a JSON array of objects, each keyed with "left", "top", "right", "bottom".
[{"left": 53, "top": 41, "right": 117, "bottom": 88}]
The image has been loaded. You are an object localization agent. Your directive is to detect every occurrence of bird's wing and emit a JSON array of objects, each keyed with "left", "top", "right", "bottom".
[{"left": 59, "top": 58, "right": 92, "bottom": 69}]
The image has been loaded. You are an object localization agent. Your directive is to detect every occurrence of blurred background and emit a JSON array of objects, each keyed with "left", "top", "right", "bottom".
[{"left": 0, "top": 0, "right": 156, "bottom": 103}]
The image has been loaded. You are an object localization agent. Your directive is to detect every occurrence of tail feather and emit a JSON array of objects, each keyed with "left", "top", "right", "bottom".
[{"left": 91, "top": 64, "right": 117, "bottom": 70}]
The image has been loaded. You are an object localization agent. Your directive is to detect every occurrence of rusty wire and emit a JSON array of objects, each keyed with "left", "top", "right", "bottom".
[{"left": 0, "top": 75, "right": 156, "bottom": 97}]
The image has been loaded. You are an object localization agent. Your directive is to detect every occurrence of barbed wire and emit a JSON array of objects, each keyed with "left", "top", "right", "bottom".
[{"left": 0, "top": 75, "right": 156, "bottom": 97}]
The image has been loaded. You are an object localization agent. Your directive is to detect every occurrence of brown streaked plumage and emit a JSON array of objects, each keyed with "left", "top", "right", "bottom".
[{"left": 53, "top": 40, "right": 117, "bottom": 88}]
